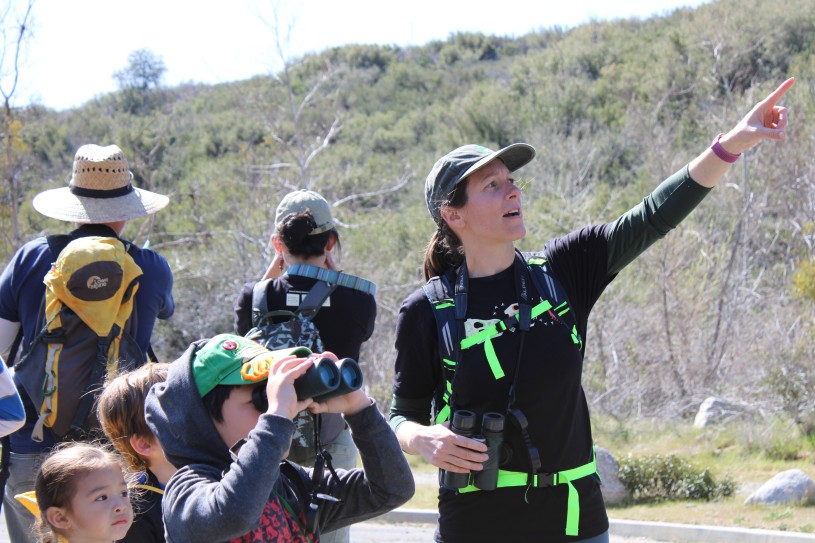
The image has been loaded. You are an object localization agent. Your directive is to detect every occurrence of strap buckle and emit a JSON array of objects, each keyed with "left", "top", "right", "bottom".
[{"left": 533, "top": 472, "right": 556, "bottom": 487}]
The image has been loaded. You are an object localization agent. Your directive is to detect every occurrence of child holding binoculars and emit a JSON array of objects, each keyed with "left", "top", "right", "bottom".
[{"left": 144, "top": 334, "right": 413, "bottom": 543}]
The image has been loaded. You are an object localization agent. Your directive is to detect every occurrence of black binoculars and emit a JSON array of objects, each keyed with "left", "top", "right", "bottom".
[
  {"left": 252, "top": 356, "right": 363, "bottom": 411},
  {"left": 441, "top": 410, "right": 505, "bottom": 491}
]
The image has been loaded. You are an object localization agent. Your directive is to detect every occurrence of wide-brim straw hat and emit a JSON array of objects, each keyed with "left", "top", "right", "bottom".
[{"left": 32, "top": 144, "right": 169, "bottom": 223}]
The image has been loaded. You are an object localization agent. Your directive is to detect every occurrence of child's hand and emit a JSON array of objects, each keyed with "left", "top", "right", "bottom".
[
  {"left": 307, "top": 388, "right": 371, "bottom": 417},
  {"left": 264, "top": 355, "right": 313, "bottom": 420}
]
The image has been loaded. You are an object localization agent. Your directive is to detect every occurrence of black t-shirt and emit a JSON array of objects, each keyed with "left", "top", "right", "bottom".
[
  {"left": 122, "top": 470, "right": 164, "bottom": 543},
  {"left": 393, "top": 225, "right": 613, "bottom": 542}
]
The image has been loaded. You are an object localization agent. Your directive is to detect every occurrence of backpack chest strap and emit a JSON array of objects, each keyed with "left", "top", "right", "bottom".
[{"left": 459, "top": 298, "right": 554, "bottom": 380}]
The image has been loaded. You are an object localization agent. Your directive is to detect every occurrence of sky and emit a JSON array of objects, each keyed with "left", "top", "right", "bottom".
[{"left": 4, "top": 0, "right": 710, "bottom": 111}]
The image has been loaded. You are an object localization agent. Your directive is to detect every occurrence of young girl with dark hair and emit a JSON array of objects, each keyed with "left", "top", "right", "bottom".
[{"left": 33, "top": 443, "right": 133, "bottom": 543}]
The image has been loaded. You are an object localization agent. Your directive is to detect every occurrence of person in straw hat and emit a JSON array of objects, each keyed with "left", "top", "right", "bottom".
[{"left": 0, "top": 144, "right": 175, "bottom": 543}]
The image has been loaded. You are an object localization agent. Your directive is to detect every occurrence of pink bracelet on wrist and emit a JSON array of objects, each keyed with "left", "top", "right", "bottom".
[{"left": 711, "top": 133, "right": 741, "bottom": 163}]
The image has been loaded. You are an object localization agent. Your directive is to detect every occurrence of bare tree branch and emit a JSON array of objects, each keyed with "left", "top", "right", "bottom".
[{"left": 1, "top": 0, "right": 34, "bottom": 249}]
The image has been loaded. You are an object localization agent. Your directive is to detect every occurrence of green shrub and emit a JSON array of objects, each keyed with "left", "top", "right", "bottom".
[{"left": 618, "top": 453, "right": 737, "bottom": 502}]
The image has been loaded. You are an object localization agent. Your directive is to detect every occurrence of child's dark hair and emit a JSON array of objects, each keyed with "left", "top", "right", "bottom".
[
  {"left": 277, "top": 210, "right": 341, "bottom": 259},
  {"left": 97, "top": 363, "right": 170, "bottom": 472},
  {"left": 202, "top": 384, "right": 239, "bottom": 423},
  {"left": 35, "top": 442, "right": 129, "bottom": 543}
]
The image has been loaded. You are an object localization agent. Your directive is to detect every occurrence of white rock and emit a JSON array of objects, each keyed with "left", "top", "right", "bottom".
[
  {"left": 596, "top": 446, "right": 629, "bottom": 505},
  {"left": 693, "top": 397, "right": 746, "bottom": 428},
  {"left": 744, "top": 469, "right": 815, "bottom": 505}
]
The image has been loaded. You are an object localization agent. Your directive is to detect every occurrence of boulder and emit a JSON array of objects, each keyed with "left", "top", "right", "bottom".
[
  {"left": 693, "top": 397, "right": 747, "bottom": 428},
  {"left": 596, "top": 446, "right": 629, "bottom": 505},
  {"left": 744, "top": 469, "right": 815, "bottom": 506}
]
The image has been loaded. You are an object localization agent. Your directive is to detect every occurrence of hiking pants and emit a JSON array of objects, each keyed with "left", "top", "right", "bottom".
[{"left": 3, "top": 451, "right": 47, "bottom": 543}]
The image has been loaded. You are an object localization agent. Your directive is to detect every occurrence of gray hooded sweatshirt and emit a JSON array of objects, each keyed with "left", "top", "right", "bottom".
[{"left": 145, "top": 342, "right": 414, "bottom": 543}]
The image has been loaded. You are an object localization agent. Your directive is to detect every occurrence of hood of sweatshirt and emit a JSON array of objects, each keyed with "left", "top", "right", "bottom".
[{"left": 145, "top": 340, "right": 233, "bottom": 471}]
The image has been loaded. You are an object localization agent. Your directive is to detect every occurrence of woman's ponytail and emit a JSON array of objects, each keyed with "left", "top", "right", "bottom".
[{"left": 423, "top": 221, "right": 464, "bottom": 281}]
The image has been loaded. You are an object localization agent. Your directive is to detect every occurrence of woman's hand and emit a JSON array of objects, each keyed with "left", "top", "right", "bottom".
[
  {"left": 398, "top": 421, "right": 488, "bottom": 473},
  {"left": 262, "top": 252, "right": 286, "bottom": 280},
  {"left": 690, "top": 77, "right": 794, "bottom": 188},
  {"left": 719, "top": 77, "right": 794, "bottom": 155}
]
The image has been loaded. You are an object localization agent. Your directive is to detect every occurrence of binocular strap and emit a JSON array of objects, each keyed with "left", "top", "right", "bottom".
[{"left": 303, "top": 413, "right": 344, "bottom": 535}]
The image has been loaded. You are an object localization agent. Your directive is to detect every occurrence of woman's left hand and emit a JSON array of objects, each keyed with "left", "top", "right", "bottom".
[{"left": 718, "top": 77, "right": 794, "bottom": 155}]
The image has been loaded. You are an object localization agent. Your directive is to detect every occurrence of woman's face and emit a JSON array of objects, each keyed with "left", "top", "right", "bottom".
[{"left": 448, "top": 158, "right": 525, "bottom": 247}]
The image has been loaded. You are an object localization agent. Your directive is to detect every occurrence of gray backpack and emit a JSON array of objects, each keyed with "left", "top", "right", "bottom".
[
  {"left": 244, "top": 278, "right": 339, "bottom": 453},
  {"left": 244, "top": 279, "right": 336, "bottom": 352}
]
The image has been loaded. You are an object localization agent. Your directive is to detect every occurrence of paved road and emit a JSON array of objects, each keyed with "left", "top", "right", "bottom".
[
  {"left": 350, "top": 519, "right": 662, "bottom": 543},
  {"left": 0, "top": 508, "right": 661, "bottom": 543}
]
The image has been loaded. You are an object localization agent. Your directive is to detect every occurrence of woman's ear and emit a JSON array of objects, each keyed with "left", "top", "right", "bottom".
[
  {"left": 271, "top": 235, "right": 284, "bottom": 253},
  {"left": 46, "top": 505, "right": 71, "bottom": 530},
  {"left": 325, "top": 233, "right": 337, "bottom": 252},
  {"left": 440, "top": 205, "right": 464, "bottom": 231}
]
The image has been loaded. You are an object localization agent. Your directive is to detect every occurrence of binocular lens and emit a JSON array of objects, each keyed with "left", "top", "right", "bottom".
[
  {"left": 295, "top": 357, "right": 341, "bottom": 401},
  {"left": 316, "top": 359, "right": 341, "bottom": 388},
  {"left": 309, "top": 358, "right": 363, "bottom": 402},
  {"left": 339, "top": 360, "right": 362, "bottom": 389}
]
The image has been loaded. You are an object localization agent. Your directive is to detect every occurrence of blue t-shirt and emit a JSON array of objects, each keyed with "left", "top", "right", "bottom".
[{"left": 0, "top": 224, "right": 174, "bottom": 451}]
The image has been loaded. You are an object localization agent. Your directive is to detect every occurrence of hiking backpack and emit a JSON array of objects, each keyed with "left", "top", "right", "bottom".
[
  {"left": 12, "top": 235, "right": 147, "bottom": 442},
  {"left": 422, "top": 251, "right": 583, "bottom": 424},
  {"left": 244, "top": 276, "right": 339, "bottom": 453},
  {"left": 244, "top": 278, "right": 337, "bottom": 353}
]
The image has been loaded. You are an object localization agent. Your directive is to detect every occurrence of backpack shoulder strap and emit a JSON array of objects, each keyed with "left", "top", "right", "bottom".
[
  {"left": 279, "top": 460, "right": 319, "bottom": 534},
  {"left": 522, "top": 251, "right": 582, "bottom": 350},
  {"left": 522, "top": 251, "right": 569, "bottom": 307},
  {"left": 296, "top": 280, "right": 338, "bottom": 321},
  {"left": 422, "top": 274, "right": 459, "bottom": 363},
  {"left": 251, "top": 279, "right": 273, "bottom": 326},
  {"left": 421, "top": 272, "right": 459, "bottom": 424}
]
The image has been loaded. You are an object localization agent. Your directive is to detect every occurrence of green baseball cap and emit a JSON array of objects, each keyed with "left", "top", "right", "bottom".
[
  {"left": 274, "top": 190, "right": 335, "bottom": 235},
  {"left": 192, "top": 334, "right": 311, "bottom": 397},
  {"left": 424, "top": 143, "right": 536, "bottom": 224}
]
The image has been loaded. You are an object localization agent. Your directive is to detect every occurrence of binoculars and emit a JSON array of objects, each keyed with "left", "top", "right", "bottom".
[
  {"left": 252, "top": 356, "right": 364, "bottom": 411},
  {"left": 441, "top": 410, "right": 505, "bottom": 491}
]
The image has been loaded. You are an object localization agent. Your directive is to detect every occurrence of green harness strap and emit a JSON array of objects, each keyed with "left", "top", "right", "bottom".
[
  {"left": 459, "top": 298, "right": 554, "bottom": 380},
  {"left": 434, "top": 296, "right": 581, "bottom": 424},
  {"left": 459, "top": 446, "right": 598, "bottom": 537},
  {"left": 436, "top": 365, "right": 454, "bottom": 424}
]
